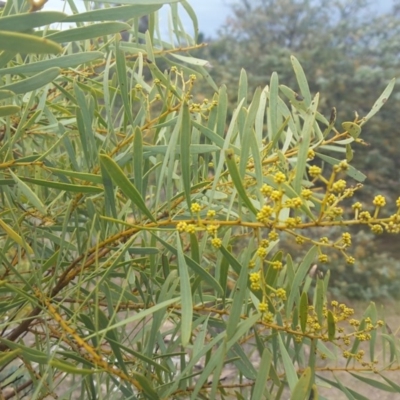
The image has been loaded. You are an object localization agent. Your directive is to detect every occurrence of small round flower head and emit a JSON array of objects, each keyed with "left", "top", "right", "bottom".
[
  {"left": 318, "top": 254, "right": 329, "bottom": 263},
  {"left": 271, "top": 260, "right": 283, "bottom": 270},
  {"left": 260, "top": 184, "right": 273, "bottom": 196},
  {"left": 301, "top": 188, "right": 313, "bottom": 200},
  {"left": 352, "top": 202, "right": 363, "bottom": 211},
  {"left": 359, "top": 211, "right": 372, "bottom": 222},
  {"left": 185, "top": 224, "right": 196, "bottom": 234},
  {"left": 292, "top": 197, "right": 303, "bottom": 208},
  {"left": 250, "top": 272, "right": 260, "bottom": 283},
  {"left": 276, "top": 288, "right": 286, "bottom": 300},
  {"left": 177, "top": 221, "right": 187, "bottom": 232},
  {"left": 308, "top": 165, "right": 322, "bottom": 178},
  {"left": 260, "top": 239, "right": 270, "bottom": 248},
  {"left": 295, "top": 236, "right": 305, "bottom": 245},
  {"left": 385, "top": 221, "right": 400, "bottom": 233},
  {"left": 274, "top": 171, "right": 286, "bottom": 184},
  {"left": 332, "top": 179, "right": 347, "bottom": 193},
  {"left": 191, "top": 202, "right": 202, "bottom": 213},
  {"left": 250, "top": 282, "right": 261, "bottom": 291},
  {"left": 257, "top": 205, "right": 274, "bottom": 224},
  {"left": 270, "top": 190, "right": 283, "bottom": 201},
  {"left": 338, "top": 160, "right": 349, "bottom": 170},
  {"left": 257, "top": 247, "right": 267, "bottom": 258},
  {"left": 342, "top": 232, "right": 352, "bottom": 246},
  {"left": 326, "top": 194, "right": 337, "bottom": 205},
  {"left": 346, "top": 256, "right": 355, "bottom": 265},
  {"left": 373, "top": 195, "right": 386, "bottom": 207},
  {"left": 258, "top": 302, "right": 268, "bottom": 312},
  {"left": 207, "top": 209, "right": 216, "bottom": 218},
  {"left": 307, "top": 149, "right": 315, "bottom": 159},
  {"left": 370, "top": 224, "right": 383, "bottom": 234},
  {"left": 285, "top": 218, "right": 298, "bottom": 228},
  {"left": 211, "top": 237, "right": 222, "bottom": 248},
  {"left": 268, "top": 231, "right": 279, "bottom": 241},
  {"left": 207, "top": 224, "right": 219, "bottom": 235}
]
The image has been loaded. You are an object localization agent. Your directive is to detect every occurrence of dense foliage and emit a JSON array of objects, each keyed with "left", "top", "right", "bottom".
[
  {"left": 200, "top": 0, "right": 400, "bottom": 298},
  {"left": 0, "top": 0, "right": 399, "bottom": 399}
]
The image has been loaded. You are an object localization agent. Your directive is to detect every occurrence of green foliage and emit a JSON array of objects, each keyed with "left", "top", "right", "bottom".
[
  {"left": 200, "top": 0, "right": 400, "bottom": 298},
  {"left": 0, "top": 1, "right": 399, "bottom": 399}
]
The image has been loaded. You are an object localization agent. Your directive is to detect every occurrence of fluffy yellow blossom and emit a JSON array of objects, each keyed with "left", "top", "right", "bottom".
[
  {"left": 177, "top": 221, "right": 187, "bottom": 232},
  {"left": 318, "top": 254, "right": 328, "bottom": 263},
  {"left": 308, "top": 165, "right": 322, "bottom": 178},
  {"left": 307, "top": 149, "right": 315, "bottom": 159},
  {"left": 352, "top": 202, "right": 362, "bottom": 210},
  {"left": 207, "top": 209, "right": 216, "bottom": 218},
  {"left": 292, "top": 197, "right": 303, "bottom": 208},
  {"left": 268, "top": 231, "right": 279, "bottom": 241},
  {"left": 260, "top": 184, "right": 273, "bottom": 196},
  {"left": 257, "top": 247, "right": 267, "bottom": 258},
  {"left": 190, "top": 202, "right": 202, "bottom": 213},
  {"left": 258, "top": 302, "right": 268, "bottom": 312},
  {"left": 207, "top": 224, "right": 219, "bottom": 235},
  {"left": 373, "top": 195, "right": 386, "bottom": 207},
  {"left": 271, "top": 260, "right": 283, "bottom": 270},
  {"left": 273, "top": 171, "right": 286, "bottom": 184},
  {"left": 250, "top": 272, "right": 260, "bottom": 283},
  {"left": 342, "top": 232, "right": 352, "bottom": 246},
  {"left": 185, "top": 224, "right": 196, "bottom": 234},
  {"left": 276, "top": 288, "right": 286, "bottom": 300},
  {"left": 371, "top": 224, "right": 383, "bottom": 234},
  {"left": 332, "top": 179, "right": 347, "bottom": 193},
  {"left": 271, "top": 190, "right": 283, "bottom": 201},
  {"left": 301, "top": 188, "right": 313, "bottom": 200},
  {"left": 211, "top": 237, "right": 222, "bottom": 248},
  {"left": 257, "top": 205, "right": 274, "bottom": 224},
  {"left": 346, "top": 256, "right": 355, "bottom": 265},
  {"left": 359, "top": 211, "right": 372, "bottom": 222}
]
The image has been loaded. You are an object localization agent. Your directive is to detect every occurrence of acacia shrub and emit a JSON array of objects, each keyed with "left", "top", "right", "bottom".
[{"left": 0, "top": 1, "right": 399, "bottom": 399}]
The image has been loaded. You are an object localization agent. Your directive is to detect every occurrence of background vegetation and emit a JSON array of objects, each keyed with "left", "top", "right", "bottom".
[
  {"left": 0, "top": 0, "right": 399, "bottom": 399},
  {"left": 198, "top": 0, "right": 400, "bottom": 299}
]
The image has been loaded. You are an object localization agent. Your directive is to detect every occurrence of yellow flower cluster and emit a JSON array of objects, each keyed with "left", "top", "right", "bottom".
[
  {"left": 257, "top": 205, "right": 274, "bottom": 224},
  {"left": 268, "top": 231, "right": 279, "bottom": 241},
  {"left": 342, "top": 232, "right": 352, "bottom": 246},
  {"left": 249, "top": 272, "right": 261, "bottom": 291},
  {"left": 258, "top": 302, "right": 268, "bottom": 312},
  {"left": 190, "top": 202, "right": 202, "bottom": 213},
  {"left": 307, "top": 149, "right": 315, "bottom": 159},
  {"left": 177, "top": 221, "right": 187, "bottom": 232},
  {"left": 276, "top": 288, "right": 286, "bottom": 300},
  {"left": 274, "top": 171, "right": 287, "bottom": 184},
  {"left": 207, "top": 224, "right": 219, "bottom": 236},
  {"left": 211, "top": 238, "right": 222, "bottom": 248},
  {"left": 270, "top": 190, "right": 283, "bottom": 201},
  {"left": 260, "top": 184, "right": 273, "bottom": 196},
  {"left": 271, "top": 260, "right": 283, "bottom": 270},
  {"left": 332, "top": 179, "right": 347, "bottom": 193},
  {"left": 373, "top": 195, "right": 386, "bottom": 207},
  {"left": 318, "top": 254, "right": 328, "bottom": 263},
  {"left": 257, "top": 247, "right": 267, "bottom": 258},
  {"left": 207, "top": 209, "right": 216, "bottom": 218},
  {"left": 301, "top": 188, "right": 313, "bottom": 200},
  {"left": 308, "top": 165, "right": 322, "bottom": 177}
]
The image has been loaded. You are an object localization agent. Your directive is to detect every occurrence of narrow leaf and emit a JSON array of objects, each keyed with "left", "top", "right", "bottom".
[{"left": 99, "top": 154, "right": 156, "bottom": 222}]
